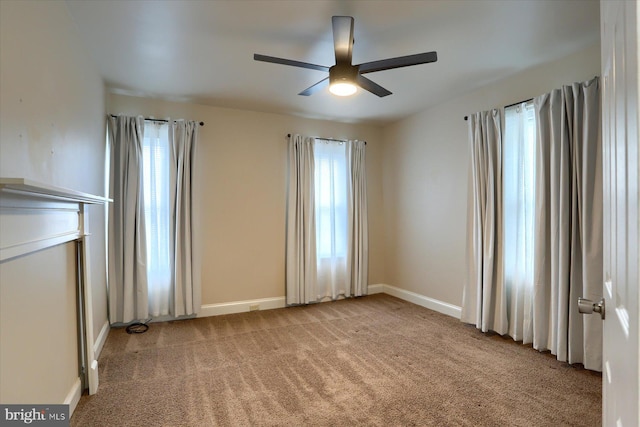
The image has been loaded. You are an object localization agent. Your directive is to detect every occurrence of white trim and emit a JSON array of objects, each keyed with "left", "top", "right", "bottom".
[
  {"left": 199, "top": 296, "right": 286, "bottom": 317},
  {"left": 0, "top": 200, "right": 81, "bottom": 262},
  {"left": 0, "top": 232, "right": 82, "bottom": 262},
  {"left": 375, "top": 284, "right": 462, "bottom": 319},
  {"left": 93, "top": 320, "right": 110, "bottom": 358},
  {"left": 64, "top": 377, "right": 82, "bottom": 416},
  {"left": 78, "top": 207, "right": 99, "bottom": 396}
]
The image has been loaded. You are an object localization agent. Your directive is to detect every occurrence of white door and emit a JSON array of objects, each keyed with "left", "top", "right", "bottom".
[{"left": 600, "top": 1, "right": 639, "bottom": 426}]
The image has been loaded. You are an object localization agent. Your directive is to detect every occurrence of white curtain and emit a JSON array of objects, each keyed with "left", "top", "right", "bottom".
[
  {"left": 107, "top": 115, "right": 149, "bottom": 323},
  {"left": 286, "top": 135, "right": 368, "bottom": 305},
  {"left": 315, "top": 139, "right": 349, "bottom": 299},
  {"left": 461, "top": 109, "right": 506, "bottom": 334},
  {"left": 463, "top": 78, "right": 602, "bottom": 371},
  {"left": 532, "top": 77, "right": 602, "bottom": 370},
  {"left": 503, "top": 102, "right": 536, "bottom": 342},
  {"left": 348, "top": 140, "right": 368, "bottom": 296},
  {"left": 108, "top": 116, "right": 200, "bottom": 323},
  {"left": 285, "top": 135, "right": 317, "bottom": 305},
  {"left": 169, "top": 120, "right": 200, "bottom": 317}
]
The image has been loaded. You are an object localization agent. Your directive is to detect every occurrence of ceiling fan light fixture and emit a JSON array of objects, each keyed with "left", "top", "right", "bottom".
[
  {"left": 329, "top": 81, "right": 357, "bottom": 96},
  {"left": 328, "top": 64, "right": 358, "bottom": 97}
]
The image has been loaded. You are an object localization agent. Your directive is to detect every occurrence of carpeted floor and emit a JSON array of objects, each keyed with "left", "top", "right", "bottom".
[{"left": 71, "top": 294, "right": 601, "bottom": 426}]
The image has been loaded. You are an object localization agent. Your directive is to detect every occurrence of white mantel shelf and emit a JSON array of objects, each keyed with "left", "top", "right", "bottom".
[
  {"left": 0, "top": 177, "right": 111, "bottom": 204},
  {"left": 0, "top": 177, "right": 110, "bottom": 263}
]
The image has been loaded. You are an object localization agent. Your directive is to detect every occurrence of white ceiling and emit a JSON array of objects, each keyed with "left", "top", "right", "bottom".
[{"left": 66, "top": 0, "right": 600, "bottom": 125}]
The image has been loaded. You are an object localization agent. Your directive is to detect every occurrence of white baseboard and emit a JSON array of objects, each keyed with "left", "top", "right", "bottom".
[
  {"left": 374, "top": 284, "right": 462, "bottom": 319},
  {"left": 64, "top": 377, "right": 82, "bottom": 416},
  {"left": 197, "top": 284, "right": 392, "bottom": 318},
  {"left": 199, "top": 296, "right": 286, "bottom": 318},
  {"left": 197, "top": 284, "right": 461, "bottom": 320},
  {"left": 93, "top": 320, "right": 110, "bottom": 358}
]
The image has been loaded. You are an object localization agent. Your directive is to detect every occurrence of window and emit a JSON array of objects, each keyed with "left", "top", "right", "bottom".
[
  {"left": 285, "top": 134, "right": 368, "bottom": 304},
  {"left": 142, "top": 121, "right": 171, "bottom": 316},
  {"left": 503, "top": 101, "right": 536, "bottom": 339},
  {"left": 314, "top": 140, "right": 348, "bottom": 259}
]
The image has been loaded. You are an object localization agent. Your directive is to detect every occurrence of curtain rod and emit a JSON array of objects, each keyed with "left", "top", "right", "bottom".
[
  {"left": 504, "top": 98, "right": 534, "bottom": 110},
  {"left": 109, "top": 114, "right": 204, "bottom": 126},
  {"left": 463, "top": 97, "right": 534, "bottom": 121},
  {"left": 286, "top": 134, "right": 366, "bottom": 145}
]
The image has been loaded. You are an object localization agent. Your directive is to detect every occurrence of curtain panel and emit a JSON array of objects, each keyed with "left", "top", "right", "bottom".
[
  {"left": 285, "top": 135, "right": 317, "bottom": 305},
  {"left": 107, "top": 115, "right": 149, "bottom": 323},
  {"left": 348, "top": 140, "right": 368, "bottom": 296},
  {"left": 315, "top": 139, "right": 349, "bottom": 299},
  {"left": 533, "top": 77, "right": 602, "bottom": 370},
  {"left": 461, "top": 109, "right": 506, "bottom": 334},
  {"left": 170, "top": 120, "right": 201, "bottom": 317}
]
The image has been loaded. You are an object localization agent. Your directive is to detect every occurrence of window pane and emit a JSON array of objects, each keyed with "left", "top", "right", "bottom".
[
  {"left": 314, "top": 141, "right": 348, "bottom": 259},
  {"left": 503, "top": 102, "right": 537, "bottom": 339},
  {"left": 143, "top": 122, "right": 172, "bottom": 316}
]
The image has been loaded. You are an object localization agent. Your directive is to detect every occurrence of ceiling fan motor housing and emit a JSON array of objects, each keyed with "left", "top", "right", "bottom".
[{"left": 329, "top": 64, "right": 359, "bottom": 86}]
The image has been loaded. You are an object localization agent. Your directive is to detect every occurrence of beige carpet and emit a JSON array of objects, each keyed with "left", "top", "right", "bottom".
[{"left": 71, "top": 294, "right": 601, "bottom": 426}]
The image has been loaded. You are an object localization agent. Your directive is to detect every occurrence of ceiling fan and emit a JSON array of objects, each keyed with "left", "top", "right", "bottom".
[{"left": 254, "top": 16, "right": 438, "bottom": 98}]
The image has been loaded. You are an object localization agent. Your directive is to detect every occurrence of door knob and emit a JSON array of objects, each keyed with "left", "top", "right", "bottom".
[{"left": 578, "top": 297, "right": 605, "bottom": 320}]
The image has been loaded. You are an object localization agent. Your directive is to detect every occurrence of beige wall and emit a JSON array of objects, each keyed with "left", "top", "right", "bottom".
[
  {"left": 381, "top": 44, "right": 601, "bottom": 307},
  {"left": 0, "top": 243, "right": 79, "bottom": 403},
  {"left": 108, "top": 94, "right": 385, "bottom": 305},
  {"left": 0, "top": 0, "right": 107, "bottom": 401}
]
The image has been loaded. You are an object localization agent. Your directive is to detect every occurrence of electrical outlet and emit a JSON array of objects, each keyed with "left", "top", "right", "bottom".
[{"left": 249, "top": 304, "right": 260, "bottom": 311}]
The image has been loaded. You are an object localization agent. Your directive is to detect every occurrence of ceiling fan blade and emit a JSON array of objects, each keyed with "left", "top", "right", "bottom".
[
  {"left": 356, "top": 75, "right": 392, "bottom": 97},
  {"left": 254, "top": 54, "right": 329, "bottom": 72},
  {"left": 332, "top": 16, "right": 354, "bottom": 65},
  {"left": 299, "top": 77, "right": 330, "bottom": 96},
  {"left": 358, "top": 51, "right": 438, "bottom": 74}
]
